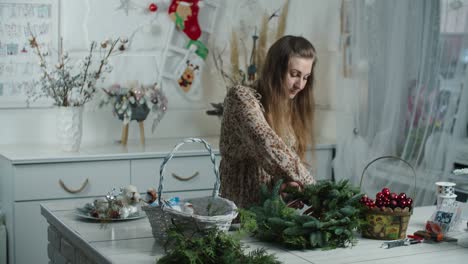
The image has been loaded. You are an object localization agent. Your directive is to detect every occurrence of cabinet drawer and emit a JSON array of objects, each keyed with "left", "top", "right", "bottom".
[
  {"left": 132, "top": 155, "right": 219, "bottom": 193},
  {"left": 14, "top": 161, "right": 131, "bottom": 201}
]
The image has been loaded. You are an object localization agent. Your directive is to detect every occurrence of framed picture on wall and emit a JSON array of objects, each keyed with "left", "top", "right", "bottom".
[{"left": 0, "top": 0, "right": 59, "bottom": 108}]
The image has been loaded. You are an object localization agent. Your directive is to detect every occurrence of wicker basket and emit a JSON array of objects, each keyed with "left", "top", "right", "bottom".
[
  {"left": 359, "top": 156, "right": 416, "bottom": 240},
  {"left": 141, "top": 138, "right": 238, "bottom": 242}
]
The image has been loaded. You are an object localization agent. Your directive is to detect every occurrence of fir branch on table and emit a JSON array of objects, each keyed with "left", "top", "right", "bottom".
[
  {"left": 244, "top": 180, "right": 365, "bottom": 250},
  {"left": 157, "top": 227, "right": 282, "bottom": 264}
]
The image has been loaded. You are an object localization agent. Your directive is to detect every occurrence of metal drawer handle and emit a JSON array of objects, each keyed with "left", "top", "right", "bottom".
[
  {"left": 171, "top": 171, "right": 199, "bottom": 181},
  {"left": 59, "top": 178, "right": 89, "bottom": 194}
]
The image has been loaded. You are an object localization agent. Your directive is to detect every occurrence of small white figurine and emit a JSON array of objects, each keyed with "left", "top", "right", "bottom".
[
  {"left": 120, "top": 185, "right": 141, "bottom": 206},
  {"left": 116, "top": 185, "right": 141, "bottom": 217},
  {"left": 119, "top": 207, "right": 130, "bottom": 219}
]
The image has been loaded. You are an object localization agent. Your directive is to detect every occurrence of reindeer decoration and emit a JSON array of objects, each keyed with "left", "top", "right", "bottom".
[{"left": 178, "top": 60, "right": 200, "bottom": 93}]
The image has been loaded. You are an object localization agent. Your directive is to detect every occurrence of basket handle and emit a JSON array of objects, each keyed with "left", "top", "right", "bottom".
[
  {"left": 157, "top": 138, "right": 220, "bottom": 205},
  {"left": 359, "top": 155, "right": 417, "bottom": 199}
]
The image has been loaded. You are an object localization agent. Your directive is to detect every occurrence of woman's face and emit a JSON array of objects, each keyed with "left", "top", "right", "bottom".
[{"left": 285, "top": 56, "right": 313, "bottom": 99}]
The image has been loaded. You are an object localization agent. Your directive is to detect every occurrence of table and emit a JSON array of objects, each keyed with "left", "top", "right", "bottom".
[
  {"left": 0, "top": 137, "right": 335, "bottom": 263},
  {"left": 41, "top": 200, "right": 468, "bottom": 264}
]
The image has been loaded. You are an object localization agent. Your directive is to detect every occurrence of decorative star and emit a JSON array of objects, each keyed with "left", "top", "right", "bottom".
[{"left": 116, "top": 0, "right": 136, "bottom": 16}]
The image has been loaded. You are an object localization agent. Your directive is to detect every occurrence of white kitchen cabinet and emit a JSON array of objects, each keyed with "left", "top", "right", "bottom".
[
  {"left": 0, "top": 137, "right": 222, "bottom": 264},
  {"left": 1, "top": 160, "right": 131, "bottom": 264},
  {"left": 0, "top": 137, "right": 334, "bottom": 264},
  {"left": 19, "top": 161, "right": 130, "bottom": 263},
  {"left": 131, "top": 155, "right": 221, "bottom": 194}
]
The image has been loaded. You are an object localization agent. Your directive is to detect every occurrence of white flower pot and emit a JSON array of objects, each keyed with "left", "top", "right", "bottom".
[{"left": 56, "top": 106, "right": 83, "bottom": 152}]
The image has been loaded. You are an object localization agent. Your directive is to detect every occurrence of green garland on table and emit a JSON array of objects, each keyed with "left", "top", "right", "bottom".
[
  {"left": 241, "top": 180, "right": 365, "bottom": 249},
  {"left": 156, "top": 227, "right": 282, "bottom": 264}
]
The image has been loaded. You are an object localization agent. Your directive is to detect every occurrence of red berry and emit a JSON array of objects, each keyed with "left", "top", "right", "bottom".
[
  {"left": 91, "top": 210, "right": 99, "bottom": 218},
  {"left": 398, "top": 193, "right": 407, "bottom": 200},
  {"left": 390, "top": 192, "right": 398, "bottom": 200},
  {"left": 376, "top": 192, "right": 384, "bottom": 200},
  {"left": 381, "top": 188, "right": 391, "bottom": 197},
  {"left": 406, "top": 198, "right": 413, "bottom": 207},
  {"left": 148, "top": 3, "right": 158, "bottom": 12},
  {"left": 109, "top": 210, "right": 120, "bottom": 219},
  {"left": 360, "top": 195, "right": 369, "bottom": 203},
  {"left": 390, "top": 200, "right": 398, "bottom": 208},
  {"left": 399, "top": 199, "right": 408, "bottom": 208}
]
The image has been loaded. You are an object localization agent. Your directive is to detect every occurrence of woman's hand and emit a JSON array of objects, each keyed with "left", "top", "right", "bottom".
[{"left": 279, "top": 181, "right": 303, "bottom": 201}]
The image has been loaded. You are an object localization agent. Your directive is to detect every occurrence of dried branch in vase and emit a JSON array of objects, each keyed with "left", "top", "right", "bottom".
[{"left": 27, "top": 28, "right": 127, "bottom": 107}]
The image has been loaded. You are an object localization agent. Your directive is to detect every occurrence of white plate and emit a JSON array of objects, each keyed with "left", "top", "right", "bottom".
[{"left": 74, "top": 209, "right": 146, "bottom": 221}]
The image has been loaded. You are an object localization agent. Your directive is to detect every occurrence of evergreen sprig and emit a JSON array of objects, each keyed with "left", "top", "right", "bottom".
[{"left": 157, "top": 227, "right": 281, "bottom": 264}]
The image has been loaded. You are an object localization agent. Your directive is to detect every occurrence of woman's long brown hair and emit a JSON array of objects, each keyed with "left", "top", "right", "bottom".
[{"left": 256, "top": 35, "right": 317, "bottom": 160}]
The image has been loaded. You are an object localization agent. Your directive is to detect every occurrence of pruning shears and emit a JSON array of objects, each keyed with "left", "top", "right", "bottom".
[{"left": 381, "top": 238, "right": 421, "bottom": 249}]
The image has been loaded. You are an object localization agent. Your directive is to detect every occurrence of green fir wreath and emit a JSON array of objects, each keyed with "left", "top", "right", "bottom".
[{"left": 241, "top": 180, "right": 365, "bottom": 249}]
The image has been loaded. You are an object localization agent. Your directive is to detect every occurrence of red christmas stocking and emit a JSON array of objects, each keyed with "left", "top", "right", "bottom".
[{"left": 168, "top": 0, "right": 201, "bottom": 40}]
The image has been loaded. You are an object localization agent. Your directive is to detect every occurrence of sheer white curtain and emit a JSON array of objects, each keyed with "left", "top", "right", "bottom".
[{"left": 334, "top": 0, "right": 468, "bottom": 206}]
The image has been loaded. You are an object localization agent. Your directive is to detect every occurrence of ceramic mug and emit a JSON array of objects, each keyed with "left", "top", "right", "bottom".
[
  {"left": 435, "top": 181, "right": 456, "bottom": 196},
  {"left": 437, "top": 194, "right": 457, "bottom": 208}
]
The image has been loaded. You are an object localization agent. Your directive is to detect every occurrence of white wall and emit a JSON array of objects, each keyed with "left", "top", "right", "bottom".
[
  {"left": 0, "top": 0, "right": 339, "bottom": 146},
  {"left": 288, "top": 0, "right": 340, "bottom": 140}
]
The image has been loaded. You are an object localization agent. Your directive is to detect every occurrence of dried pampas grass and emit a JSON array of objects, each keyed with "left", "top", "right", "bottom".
[
  {"left": 230, "top": 30, "right": 240, "bottom": 83},
  {"left": 276, "top": 0, "right": 289, "bottom": 40},
  {"left": 256, "top": 13, "right": 269, "bottom": 75}
]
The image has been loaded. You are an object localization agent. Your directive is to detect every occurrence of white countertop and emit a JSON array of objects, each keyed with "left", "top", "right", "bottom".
[
  {"left": 0, "top": 136, "right": 336, "bottom": 164},
  {"left": 41, "top": 199, "right": 468, "bottom": 264},
  {"left": 0, "top": 137, "right": 221, "bottom": 164}
]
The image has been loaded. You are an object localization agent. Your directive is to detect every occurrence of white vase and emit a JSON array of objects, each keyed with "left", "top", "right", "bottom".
[{"left": 56, "top": 106, "right": 83, "bottom": 152}]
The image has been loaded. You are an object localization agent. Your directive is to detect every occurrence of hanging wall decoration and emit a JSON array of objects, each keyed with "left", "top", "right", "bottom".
[
  {"left": 177, "top": 60, "right": 199, "bottom": 92},
  {"left": 148, "top": 2, "right": 158, "bottom": 12},
  {"left": 167, "top": 0, "right": 209, "bottom": 61},
  {"left": 167, "top": 0, "right": 209, "bottom": 97},
  {"left": 168, "top": 0, "right": 201, "bottom": 40}
]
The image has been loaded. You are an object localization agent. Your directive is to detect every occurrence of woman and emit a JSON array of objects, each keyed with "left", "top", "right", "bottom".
[{"left": 219, "top": 35, "right": 317, "bottom": 209}]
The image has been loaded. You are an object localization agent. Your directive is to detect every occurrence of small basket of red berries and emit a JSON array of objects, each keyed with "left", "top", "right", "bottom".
[{"left": 359, "top": 156, "right": 416, "bottom": 240}]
